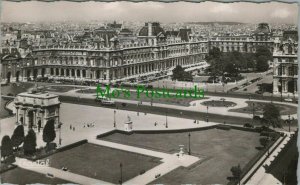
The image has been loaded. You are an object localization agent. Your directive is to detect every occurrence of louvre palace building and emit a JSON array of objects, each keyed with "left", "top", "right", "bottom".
[{"left": 0, "top": 22, "right": 297, "bottom": 95}]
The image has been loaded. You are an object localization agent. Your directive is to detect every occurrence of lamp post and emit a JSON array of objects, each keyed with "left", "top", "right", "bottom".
[
  {"left": 252, "top": 102, "right": 255, "bottom": 125},
  {"left": 119, "top": 163, "right": 123, "bottom": 185},
  {"left": 188, "top": 133, "right": 191, "bottom": 155},
  {"left": 165, "top": 110, "right": 168, "bottom": 128},
  {"left": 206, "top": 106, "right": 209, "bottom": 122},
  {"left": 288, "top": 114, "right": 291, "bottom": 132},
  {"left": 113, "top": 110, "right": 116, "bottom": 128}
]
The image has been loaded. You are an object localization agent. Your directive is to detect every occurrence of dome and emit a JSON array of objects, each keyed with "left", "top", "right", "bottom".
[
  {"left": 254, "top": 23, "right": 270, "bottom": 34},
  {"left": 138, "top": 22, "right": 165, "bottom": 37}
]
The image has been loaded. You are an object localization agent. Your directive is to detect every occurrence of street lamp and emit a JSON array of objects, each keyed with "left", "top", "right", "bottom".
[
  {"left": 113, "top": 110, "right": 116, "bottom": 128},
  {"left": 59, "top": 122, "right": 62, "bottom": 146},
  {"left": 165, "top": 111, "right": 168, "bottom": 128},
  {"left": 188, "top": 133, "right": 191, "bottom": 155},
  {"left": 119, "top": 163, "right": 123, "bottom": 185},
  {"left": 206, "top": 106, "right": 209, "bottom": 122},
  {"left": 288, "top": 114, "right": 291, "bottom": 132},
  {"left": 252, "top": 102, "right": 255, "bottom": 124}
]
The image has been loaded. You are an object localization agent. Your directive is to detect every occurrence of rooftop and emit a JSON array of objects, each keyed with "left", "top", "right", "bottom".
[{"left": 17, "top": 92, "right": 58, "bottom": 99}]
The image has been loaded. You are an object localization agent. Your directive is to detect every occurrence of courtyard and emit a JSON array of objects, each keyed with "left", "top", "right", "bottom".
[{"left": 100, "top": 128, "right": 261, "bottom": 184}]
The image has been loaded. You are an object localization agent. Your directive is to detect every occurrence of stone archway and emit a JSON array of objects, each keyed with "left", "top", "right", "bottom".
[
  {"left": 28, "top": 110, "right": 34, "bottom": 129},
  {"left": 37, "top": 119, "right": 42, "bottom": 132},
  {"left": 33, "top": 69, "right": 38, "bottom": 80},
  {"left": 27, "top": 70, "right": 31, "bottom": 80},
  {"left": 288, "top": 80, "right": 295, "bottom": 93},
  {"left": 19, "top": 117, "right": 23, "bottom": 125},
  {"left": 6, "top": 72, "right": 11, "bottom": 83},
  {"left": 41, "top": 68, "right": 45, "bottom": 77},
  {"left": 16, "top": 71, "right": 20, "bottom": 82}
]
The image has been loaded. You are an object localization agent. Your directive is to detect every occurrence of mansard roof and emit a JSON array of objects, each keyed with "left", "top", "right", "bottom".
[{"left": 138, "top": 22, "right": 165, "bottom": 37}]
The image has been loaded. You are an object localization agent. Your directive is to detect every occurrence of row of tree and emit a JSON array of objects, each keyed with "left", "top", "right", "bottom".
[
  {"left": 172, "top": 65, "right": 193, "bottom": 82},
  {"left": 206, "top": 46, "right": 272, "bottom": 79},
  {"left": 1, "top": 120, "right": 56, "bottom": 162}
]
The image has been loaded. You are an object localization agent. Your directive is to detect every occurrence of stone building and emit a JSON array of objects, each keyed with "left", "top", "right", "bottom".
[
  {"left": 15, "top": 22, "right": 208, "bottom": 84},
  {"left": 273, "top": 31, "right": 298, "bottom": 96},
  {"left": 14, "top": 91, "right": 61, "bottom": 132},
  {"left": 209, "top": 23, "right": 274, "bottom": 53}
]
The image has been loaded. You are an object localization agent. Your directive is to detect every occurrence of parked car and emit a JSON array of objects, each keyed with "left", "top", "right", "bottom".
[
  {"left": 255, "top": 90, "right": 263, "bottom": 94},
  {"left": 284, "top": 98, "right": 293, "bottom": 102},
  {"left": 95, "top": 97, "right": 115, "bottom": 106},
  {"left": 243, "top": 123, "right": 254, "bottom": 128}
]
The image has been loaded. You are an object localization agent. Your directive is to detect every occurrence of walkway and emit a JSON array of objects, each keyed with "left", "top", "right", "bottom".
[
  {"left": 89, "top": 138, "right": 200, "bottom": 185},
  {"left": 241, "top": 133, "right": 291, "bottom": 185}
]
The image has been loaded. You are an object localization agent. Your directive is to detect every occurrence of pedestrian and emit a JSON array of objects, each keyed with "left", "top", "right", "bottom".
[{"left": 70, "top": 124, "right": 72, "bottom": 130}]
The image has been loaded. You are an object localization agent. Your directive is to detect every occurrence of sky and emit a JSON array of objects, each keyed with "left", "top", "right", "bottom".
[{"left": 1, "top": 1, "right": 298, "bottom": 24}]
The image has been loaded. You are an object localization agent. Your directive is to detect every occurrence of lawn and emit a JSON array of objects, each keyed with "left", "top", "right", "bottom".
[
  {"left": 229, "top": 101, "right": 297, "bottom": 115},
  {"left": 44, "top": 143, "right": 161, "bottom": 184},
  {"left": 81, "top": 87, "right": 209, "bottom": 106},
  {"left": 1, "top": 167, "right": 71, "bottom": 185},
  {"left": 201, "top": 100, "right": 237, "bottom": 107},
  {"left": 44, "top": 85, "right": 84, "bottom": 93},
  {"left": 101, "top": 128, "right": 261, "bottom": 184}
]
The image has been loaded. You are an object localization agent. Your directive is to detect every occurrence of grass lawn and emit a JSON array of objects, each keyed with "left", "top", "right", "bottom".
[
  {"left": 101, "top": 128, "right": 261, "bottom": 184},
  {"left": 44, "top": 143, "right": 161, "bottom": 184},
  {"left": 229, "top": 101, "right": 297, "bottom": 115},
  {"left": 86, "top": 88, "right": 209, "bottom": 106},
  {"left": 1, "top": 167, "right": 71, "bottom": 185},
  {"left": 44, "top": 85, "right": 84, "bottom": 93},
  {"left": 201, "top": 100, "right": 237, "bottom": 107}
]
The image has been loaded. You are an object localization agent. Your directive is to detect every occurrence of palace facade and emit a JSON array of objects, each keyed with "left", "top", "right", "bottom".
[
  {"left": 0, "top": 22, "right": 298, "bottom": 97},
  {"left": 273, "top": 31, "right": 298, "bottom": 96},
  {"left": 1, "top": 22, "right": 208, "bottom": 84}
]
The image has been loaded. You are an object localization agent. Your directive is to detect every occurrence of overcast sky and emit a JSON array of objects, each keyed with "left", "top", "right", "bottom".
[{"left": 1, "top": 1, "right": 298, "bottom": 24}]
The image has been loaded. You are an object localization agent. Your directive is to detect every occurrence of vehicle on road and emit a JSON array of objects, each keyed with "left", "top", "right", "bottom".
[
  {"left": 284, "top": 98, "right": 293, "bottom": 102},
  {"left": 95, "top": 97, "right": 115, "bottom": 106},
  {"left": 243, "top": 123, "right": 254, "bottom": 128}
]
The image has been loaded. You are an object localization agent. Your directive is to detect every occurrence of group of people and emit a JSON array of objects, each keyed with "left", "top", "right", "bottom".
[
  {"left": 69, "top": 122, "right": 96, "bottom": 131},
  {"left": 83, "top": 123, "right": 95, "bottom": 128},
  {"left": 69, "top": 124, "right": 75, "bottom": 131}
]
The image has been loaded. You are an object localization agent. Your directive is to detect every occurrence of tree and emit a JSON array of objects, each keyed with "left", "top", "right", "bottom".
[
  {"left": 43, "top": 120, "right": 56, "bottom": 147},
  {"left": 11, "top": 125, "right": 25, "bottom": 150},
  {"left": 172, "top": 65, "right": 184, "bottom": 81},
  {"left": 260, "top": 137, "right": 269, "bottom": 148},
  {"left": 263, "top": 103, "right": 281, "bottom": 128},
  {"left": 206, "top": 47, "right": 222, "bottom": 61},
  {"left": 230, "top": 164, "right": 242, "bottom": 184},
  {"left": 23, "top": 129, "right": 37, "bottom": 155},
  {"left": 1, "top": 135, "right": 13, "bottom": 160},
  {"left": 256, "top": 55, "right": 269, "bottom": 72},
  {"left": 255, "top": 46, "right": 272, "bottom": 72},
  {"left": 172, "top": 65, "right": 192, "bottom": 81},
  {"left": 255, "top": 46, "right": 273, "bottom": 61}
]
